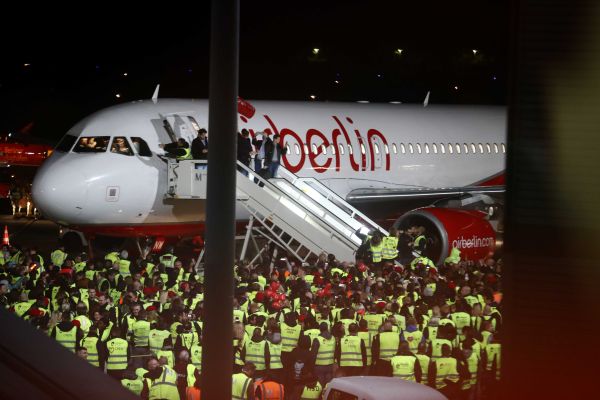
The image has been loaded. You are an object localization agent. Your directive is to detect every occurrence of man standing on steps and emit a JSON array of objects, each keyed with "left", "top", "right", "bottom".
[{"left": 264, "top": 134, "right": 287, "bottom": 179}]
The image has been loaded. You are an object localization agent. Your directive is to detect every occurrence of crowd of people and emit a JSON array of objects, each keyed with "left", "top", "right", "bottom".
[{"left": 0, "top": 228, "right": 502, "bottom": 399}]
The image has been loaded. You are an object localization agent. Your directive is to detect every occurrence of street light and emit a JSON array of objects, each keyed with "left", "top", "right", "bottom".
[
  {"left": 394, "top": 49, "right": 403, "bottom": 56},
  {"left": 472, "top": 49, "right": 478, "bottom": 55},
  {"left": 310, "top": 95, "right": 316, "bottom": 100},
  {"left": 312, "top": 48, "right": 320, "bottom": 55}
]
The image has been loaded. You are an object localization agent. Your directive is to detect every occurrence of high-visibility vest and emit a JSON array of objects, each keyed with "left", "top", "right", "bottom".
[
  {"left": 416, "top": 354, "right": 431, "bottom": 385},
  {"left": 357, "top": 331, "right": 373, "bottom": 365},
  {"left": 485, "top": 343, "right": 501, "bottom": 380},
  {"left": 187, "top": 363, "right": 198, "bottom": 387},
  {"left": 149, "top": 329, "right": 170, "bottom": 353},
  {"left": 51, "top": 249, "right": 68, "bottom": 267},
  {"left": 121, "top": 378, "right": 144, "bottom": 396},
  {"left": 105, "top": 251, "right": 120, "bottom": 264},
  {"left": 434, "top": 357, "right": 459, "bottom": 389},
  {"left": 245, "top": 340, "right": 268, "bottom": 370},
  {"left": 177, "top": 147, "right": 192, "bottom": 161},
  {"left": 339, "top": 335, "right": 363, "bottom": 367},
  {"left": 180, "top": 331, "right": 199, "bottom": 350},
  {"left": 55, "top": 326, "right": 78, "bottom": 352},
  {"left": 410, "top": 256, "right": 435, "bottom": 270},
  {"left": 81, "top": 336, "right": 99, "bottom": 367},
  {"left": 382, "top": 236, "right": 399, "bottom": 260},
  {"left": 74, "top": 315, "right": 92, "bottom": 336},
  {"left": 191, "top": 344, "right": 202, "bottom": 370},
  {"left": 160, "top": 253, "right": 177, "bottom": 268},
  {"left": 425, "top": 326, "right": 438, "bottom": 343},
  {"left": 132, "top": 320, "right": 151, "bottom": 347},
  {"left": 300, "top": 382, "right": 322, "bottom": 399},
  {"left": 414, "top": 235, "right": 426, "bottom": 249},
  {"left": 232, "top": 373, "right": 253, "bottom": 400},
  {"left": 315, "top": 336, "right": 335, "bottom": 366},
  {"left": 157, "top": 349, "right": 175, "bottom": 368},
  {"left": 370, "top": 242, "right": 384, "bottom": 263},
  {"left": 404, "top": 330, "right": 423, "bottom": 354},
  {"left": 147, "top": 366, "right": 179, "bottom": 400},
  {"left": 84, "top": 269, "right": 96, "bottom": 281},
  {"left": 391, "top": 355, "right": 417, "bottom": 381},
  {"left": 462, "top": 351, "right": 480, "bottom": 390},
  {"left": 268, "top": 342, "right": 283, "bottom": 369},
  {"left": 362, "top": 314, "right": 385, "bottom": 335},
  {"left": 255, "top": 380, "right": 284, "bottom": 400},
  {"left": 304, "top": 328, "right": 320, "bottom": 343},
  {"left": 280, "top": 322, "right": 301, "bottom": 352},
  {"left": 118, "top": 259, "right": 131, "bottom": 277},
  {"left": 14, "top": 301, "right": 31, "bottom": 317},
  {"left": 451, "top": 312, "right": 471, "bottom": 334},
  {"left": 106, "top": 338, "right": 129, "bottom": 370},
  {"left": 378, "top": 332, "right": 400, "bottom": 361},
  {"left": 431, "top": 338, "right": 453, "bottom": 359}
]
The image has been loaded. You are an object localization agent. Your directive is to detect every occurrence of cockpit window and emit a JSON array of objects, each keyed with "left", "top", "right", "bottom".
[
  {"left": 73, "top": 136, "right": 110, "bottom": 153},
  {"left": 55, "top": 135, "right": 78, "bottom": 152},
  {"left": 110, "top": 137, "right": 134, "bottom": 156},
  {"left": 131, "top": 137, "right": 152, "bottom": 157}
]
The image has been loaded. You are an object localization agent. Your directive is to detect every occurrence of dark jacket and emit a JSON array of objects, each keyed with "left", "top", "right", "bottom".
[
  {"left": 237, "top": 135, "right": 253, "bottom": 164},
  {"left": 264, "top": 141, "right": 287, "bottom": 165},
  {"left": 191, "top": 137, "right": 208, "bottom": 159}
]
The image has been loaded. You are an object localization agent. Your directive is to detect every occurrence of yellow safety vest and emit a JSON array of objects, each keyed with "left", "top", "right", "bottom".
[
  {"left": 232, "top": 372, "right": 252, "bottom": 400},
  {"left": 339, "top": 335, "right": 363, "bottom": 367},
  {"left": 81, "top": 336, "right": 99, "bottom": 367},
  {"left": 177, "top": 147, "right": 192, "bottom": 161},
  {"left": 118, "top": 259, "right": 131, "bottom": 277},
  {"left": 121, "top": 379, "right": 144, "bottom": 396},
  {"left": 159, "top": 253, "right": 177, "bottom": 268},
  {"left": 391, "top": 355, "right": 417, "bottom": 381},
  {"left": 404, "top": 330, "right": 423, "bottom": 354},
  {"left": 462, "top": 351, "right": 480, "bottom": 390},
  {"left": 451, "top": 312, "right": 471, "bottom": 334},
  {"left": 191, "top": 344, "right": 202, "bottom": 370},
  {"left": 431, "top": 338, "right": 453, "bottom": 359},
  {"left": 370, "top": 242, "right": 384, "bottom": 263},
  {"left": 414, "top": 235, "right": 426, "bottom": 248},
  {"left": 362, "top": 314, "right": 385, "bottom": 335},
  {"left": 382, "top": 236, "right": 399, "bottom": 260},
  {"left": 426, "top": 326, "right": 438, "bottom": 343},
  {"left": 149, "top": 329, "right": 171, "bottom": 353},
  {"left": 157, "top": 349, "right": 175, "bottom": 368},
  {"left": 304, "top": 329, "right": 320, "bottom": 343},
  {"left": 378, "top": 331, "right": 400, "bottom": 361},
  {"left": 300, "top": 381, "right": 323, "bottom": 399},
  {"left": 357, "top": 331, "right": 373, "bottom": 365},
  {"left": 132, "top": 320, "right": 151, "bottom": 347},
  {"left": 147, "top": 366, "right": 179, "bottom": 400},
  {"left": 245, "top": 340, "right": 268, "bottom": 370},
  {"left": 434, "top": 357, "right": 459, "bottom": 389},
  {"left": 14, "top": 301, "right": 31, "bottom": 317},
  {"left": 74, "top": 315, "right": 92, "bottom": 336},
  {"left": 416, "top": 354, "right": 431, "bottom": 385},
  {"left": 51, "top": 249, "right": 67, "bottom": 267},
  {"left": 187, "top": 363, "right": 198, "bottom": 388},
  {"left": 280, "top": 322, "right": 301, "bottom": 352},
  {"left": 106, "top": 338, "right": 129, "bottom": 370},
  {"left": 55, "top": 326, "right": 77, "bottom": 352},
  {"left": 268, "top": 342, "right": 283, "bottom": 369},
  {"left": 315, "top": 336, "right": 335, "bottom": 366},
  {"left": 180, "top": 331, "right": 199, "bottom": 350},
  {"left": 485, "top": 343, "right": 501, "bottom": 380},
  {"left": 105, "top": 251, "right": 120, "bottom": 264}
]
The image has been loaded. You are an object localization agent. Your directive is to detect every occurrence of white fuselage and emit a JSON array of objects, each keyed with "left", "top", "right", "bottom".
[{"left": 32, "top": 99, "right": 506, "bottom": 236}]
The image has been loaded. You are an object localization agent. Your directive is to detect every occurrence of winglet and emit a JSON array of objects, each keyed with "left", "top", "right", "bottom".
[
  {"left": 423, "top": 91, "right": 430, "bottom": 107},
  {"left": 152, "top": 84, "right": 160, "bottom": 104}
]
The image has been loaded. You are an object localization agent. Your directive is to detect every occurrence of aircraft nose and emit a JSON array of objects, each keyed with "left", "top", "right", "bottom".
[{"left": 32, "top": 163, "right": 88, "bottom": 224}]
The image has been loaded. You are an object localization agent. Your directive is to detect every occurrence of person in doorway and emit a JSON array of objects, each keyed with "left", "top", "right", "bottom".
[
  {"left": 264, "top": 134, "right": 287, "bottom": 178},
  {"left": 191, "top": 128, "right": 208, "bottom": 160}
]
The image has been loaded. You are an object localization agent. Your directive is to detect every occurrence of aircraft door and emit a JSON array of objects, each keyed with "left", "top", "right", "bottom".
[
  {"left": 165, "top": 114, "right": 198, "bottom": 145},
  {"left": 371, "top": 135, "right": 383, "bottom": 169}
]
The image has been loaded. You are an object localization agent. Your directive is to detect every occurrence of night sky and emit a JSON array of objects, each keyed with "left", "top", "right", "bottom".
[{"left": 0, "top": 1, "right": 508, "bottom": 144}]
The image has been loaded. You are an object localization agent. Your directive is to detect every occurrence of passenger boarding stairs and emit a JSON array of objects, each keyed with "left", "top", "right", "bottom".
[{"left": 166, "top": 159, "right": 387, "bottom": 262}]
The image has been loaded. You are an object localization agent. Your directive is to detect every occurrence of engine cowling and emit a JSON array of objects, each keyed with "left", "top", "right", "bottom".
[{"left": 393, "top": 207, "right": 499, "bottom": 264}]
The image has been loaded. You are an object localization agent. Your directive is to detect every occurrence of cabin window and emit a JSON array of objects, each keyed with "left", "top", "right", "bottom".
[
  {"left": 348, "top": 145, "right": 353, "bottom": 155},
  {"left": 455, "top": 143, "right": 461, "bottom": 154},
  {"left": 486, "top": 143, "right": 491, "bottom": 153},
  {"left": 400, "top": 143, "right": 406, "bottom": 154},
  {"left": 131, "top": 137, "right": 152, "bottom": 157},
  {"left": 339, "top": 144, "right": 345, "bottom": 155},
  {"left": 360, "top": 143, "right": 366, "bottom": 155},
  {"left": 384, "top": 144, "right": 389, "bottom": 154},
  {"left": 425, "top": 143, "right": 430, "bottom": 154},
  {"left": 471, "top": 143, "right": 477, "bottom": 153},
  {"left": 432, "top": 143, "right": 438, "bottom": 154},
  {"left": 73, "top": 136, "right": 110, "bottom": 153},
  {"left": 56, "top": 135, "right": 78, "bottom": 152},
  {"left": 408, "top": 143, "right": 414, "bottom": 154},
  {"left": 494, "top": 143, "right": 499, "bottom": 153},
  {"left": 303, "top": 145, "right": 309, "bottom": 155},
  {"left": 501, "top": 143, "right": 506, "bottom": 153},
  {"left": 111, "top": 137, "right": 134, "bottom": 156},
  {"left": 331, "top": 144, "right": 336, "bottom": 155},
  {"left": 392, "top": 143, "right": 397, "bottom": 154},
  {"left": 416, "top": 143, "right": 422, "bottom": 154},
  {"left": 463, "top": 143, "right": 469, "bottom": 154},
  {"left": 374, "top": 143, "right": 380, "bottom": 154},
  {"left": 294, "top": 144, "right": 300, "bottom": 155}
]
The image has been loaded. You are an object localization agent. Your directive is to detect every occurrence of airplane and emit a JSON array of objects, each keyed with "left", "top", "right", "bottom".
[{"left": 31, "top": 95, "right": 506, "bottom": 263}]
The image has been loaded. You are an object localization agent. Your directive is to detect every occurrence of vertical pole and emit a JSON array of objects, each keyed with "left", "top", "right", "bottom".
[
  {"left": 201, "top": 0, "right": 239, "bottom": 398},
  {"left": 240, "top": 216, "right": 254, "bottom": 261}
]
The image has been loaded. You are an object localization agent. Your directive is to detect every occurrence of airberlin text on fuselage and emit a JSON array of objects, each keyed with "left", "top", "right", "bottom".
[{"left": 243, "top": 114, "right": 391, "bottom": 174}]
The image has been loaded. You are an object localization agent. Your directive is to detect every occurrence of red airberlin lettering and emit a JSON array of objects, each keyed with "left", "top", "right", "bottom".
[{"left": 244, "top": 114, "right": 391, "bottom": 174}]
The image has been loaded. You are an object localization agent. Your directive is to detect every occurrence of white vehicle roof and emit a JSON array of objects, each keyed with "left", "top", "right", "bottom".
[{"left": 324, "top": 376, "right": 447, "bottom": 400}]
